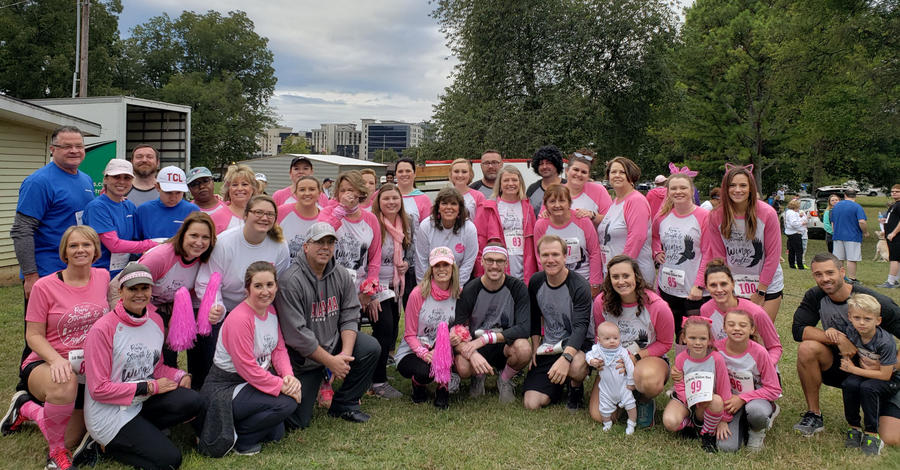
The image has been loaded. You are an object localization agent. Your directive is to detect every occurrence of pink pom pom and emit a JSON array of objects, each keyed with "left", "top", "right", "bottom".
[
  {"left": 430, "top": 322, "right": 453, "bottom": 386},
  {"left": 451, "top": 324, "right": 471, "bottom": 343},
  {"left": 167, "top": 287, "right": 197, "bottom": 351},
  {"left": 197, "top": 272, "right": 221, "bottom": 336}
]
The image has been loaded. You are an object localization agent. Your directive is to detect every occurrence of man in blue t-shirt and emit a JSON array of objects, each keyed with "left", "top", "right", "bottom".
[
  {"left": 135, "top": 166, "right": 200, "bottom": 239},
  {"left": 831, "top": 189, "right": 869, "bottom": 282}
]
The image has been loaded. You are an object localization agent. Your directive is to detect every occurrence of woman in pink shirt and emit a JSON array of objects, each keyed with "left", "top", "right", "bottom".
[
  {"left": 449, "top": 158, "right": 486, "bottom": 222},
  {"left": 198, "top": 262, "right": 300, "bottom": 457},
  {"left": 563, "top": 150, "right": 612, "bottom": 227},
  {"left": 212, "top": 164, "right": 259, "bottom": 234},
  {"left": 277, "top": 176, "right": 321, "bottom": 259},
  {"left": 474, "top": 166, "right": 537, "bottom": 283},
  {"left": 359, "top": 169, "right": 378, "bottom": 211},
  {"left": 597, "top": 157, "right": 655, "bottom": 286},
  {"left": 1, "top": 226, "right": 109, "bottom": 470}
]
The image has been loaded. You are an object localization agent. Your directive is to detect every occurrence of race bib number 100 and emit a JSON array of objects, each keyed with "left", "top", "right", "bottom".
[{"left": 733, "top": 274, "right": 760, "bottom": 298}]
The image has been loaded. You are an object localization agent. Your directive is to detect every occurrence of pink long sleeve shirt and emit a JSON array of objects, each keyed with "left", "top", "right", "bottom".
[
  {"left": 714, "top": 339, "right": 781, "bottom": 403},
  {"left": 700, "top": 297, "right": 782, "bottom": 365},
  {"left": 591, "top": 290, "right": 674, "bottom": 358}
]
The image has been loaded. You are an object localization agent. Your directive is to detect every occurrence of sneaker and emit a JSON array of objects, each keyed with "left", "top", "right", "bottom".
[
  {"left": 46, "top": 448, "right": 77, "bottom": 470},
  {"left": 700, "top": 432, "right": 717, "bottom": 453},
  {"left": 625, "top": 419, "right": 636, "bottom": 436},
  {"left": 876, "top": 281, "right": 899, "bottom": 288},
  {"left": 469, "top": 374, "right": 485, "bottom": 398},
  {"left": 793, "top": 411, "right": 824, "bottom": 436},
  {"left": 636, "top": 400, "right": 655, "bottom": 428},
  {"left": 497, "top": 375, "right": 516, "bottom": 404},
  {"left": 317, "top": 382, "right": 334, "bottom": 408},
  {"left": 72, "top": 433, "right": 98, "bottom": 467},
  {"left": 433, "top": 386, "right": 450, "bottom": 410},
  {"left": 861, "top": 433, "right": 884, "bottom": 456},
  {"left": 746, "top": 429, "right": 766, "bottom": 451},
  {"left": 371, "top": 382, "right": 403, "bottom": 399},
  {"left": 566, "top": 385, "right": 584, "bottom": 412},
  {"left": 411, "top": 381, "right": 429, "bottom": 404},
  {"left": 767, "top": 403, "right": 781, "bottom": 430},
  {"left": 447, "top": 373, "right": 460, "bottom": 394},
  {"left": 386, "top": 354, "right": 396, "bottom": 367},
  {"left": 1, "top": 390, "right": 32, "bottom": 435},
  {"left": 679, "top": 424, "right": 699, "bottom": 440},
  {"left": 233, "top": 443, "right": 262, "bottom": 456},
  {"left": 845, "top": 428, "right": 863, "bottom": 448}
]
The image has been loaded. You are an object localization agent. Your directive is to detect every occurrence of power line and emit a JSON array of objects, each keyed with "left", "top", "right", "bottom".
[{"left": 0, "top": 0, "right": 32, "bottom": 10}]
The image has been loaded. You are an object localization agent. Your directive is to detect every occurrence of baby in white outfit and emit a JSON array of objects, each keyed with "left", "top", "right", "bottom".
[{"left": 585, "top": 321, "right": 637, "bottom": 434}]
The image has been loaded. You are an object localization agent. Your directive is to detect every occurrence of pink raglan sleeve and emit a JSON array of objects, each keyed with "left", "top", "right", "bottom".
[
  {"left": 699, "top": 298, "right": 715, "bottom": 320},
  {"left": 272, "top": 187, "right": 291, "bottom": 206},
  {"left": 580, "top": 217, "right": 604, "bottom": 286},
  {"left": 590, "top": 183, "right": 613, "bottom": 216},
  {"left": 651, "top": 213, "right": 664, "bottom": 259},
  {"left": 317, "top": 200, "right": 342, "bottom": 230},
  {"left": 137, "top": 244, "right": 175, "bottom": 284},
  {"left": 149, "top": 313, "right": 186, "bottom": 383},
  {"left": 622, "top": 193, "right": 650, "bottom": 258},
  {"left": 522, "top": 203, "right": 538, "bottom": 282},
  {"left": 416, "top": 195, "right": 432, "bottom": 224},
  {"left": 85, "top": 316, "right": 139, "bottom": 406},
  {"left": 699, "top": 209, "right": 726, "bottom": 288},
  {"left": 713, "top": 352, "right": 733, "bottom": 421},
  {"left": 221, "top": 305, "right": 284, "bottom": 396},
  {"left": 739, "top": 344, "right": 782, "bottom": 403},
  {"left": 758, "top": 202, "right": 782, "bottom": 287},
  {"left": 317, "top": 193, "right": 330, "bottom": 208},
  {"left": 591, "top": 294, "right": 607, "bottom": 331},
  {"left": 364, "top": 212, "right": 382, "bottom": 286},
  {"left": 673, "top": 353, "right": 687, "bottom": 402},
  {"left": 403, "top": 288, "right": 426, "bottom": 355},
  {"left": 99, "top": 231, "right": 159, "bottom": 255},
  {"left": 743, "top": 299, "right": 782, "bottom": 364},
  {"left": 646, "top": 294, "right": 674, "bottom": 357},
  {"left": 533, "top": 219, "right": 548, "bottom": 270},
  {"left": 691, "top": 208, "right": 710, "bottom": 288}
]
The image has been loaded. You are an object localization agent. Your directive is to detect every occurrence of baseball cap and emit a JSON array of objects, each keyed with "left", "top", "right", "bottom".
[
  {"left": 429, "top": 246, "right": 455, "bottom": 267},
  {"left": 118, "top": 263, "right": 154, "bottom": 288},
  {"left": 104, "top": 159, "right": 134, "bottom": 177},
  {"left": 255, "top": 172, "right": 267, "bottom": 183},
  {"left": 323, "top": 178, "right": 333, "bottom": 183},
  {"left": 157, "top": 166, "right": 189, "bottom": 192},
  {"left": 187, "top": 166, "right": 213, "bottom": 184},
  {"left": 290, "top": 156, "right": 313, "bottom": 168},
  {"left": 654, "top": 175, "right": 667, "bottom": 184},
  {"left": 306, "top": 222, "right": 337, "bottom": 242}
]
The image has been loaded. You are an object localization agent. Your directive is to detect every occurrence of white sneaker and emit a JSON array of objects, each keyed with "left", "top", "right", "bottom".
[
  {"left": 469, "top": 374, "right": 485, "bottom": 398},
  {"left": 767, "top": 403, "right": 781, "bottom": 430},
  {"left": 746, "top": 429, "right": 765, "bottom": 451},
  {"left": 625, "top": 419, "right": 636, "bottom": 435}
]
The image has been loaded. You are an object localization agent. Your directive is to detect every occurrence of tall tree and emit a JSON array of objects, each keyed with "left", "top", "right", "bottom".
[
  {"left": 118, "top": 10, "right": 276, "bottom": 171},
  {"left": 0, "top": 0, "right": 123, "bottom": 98},
  {"left": 280, "top": 135, "right": 310, "bottom": 154}
]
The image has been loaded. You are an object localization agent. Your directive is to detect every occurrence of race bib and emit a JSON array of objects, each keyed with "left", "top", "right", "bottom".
[
  {"left": 729, "top": 370, "right": 754, "bottom": 394},
  {"left": 109, "top": 252, "right": 130, "bottom": 272},
  {"left": 75, "top": 210, "right": 84, "bottom": 226},
  {"left": 733, "top": 273, "right": 760, "bottom": 298},
  {"left": 661, "top": 266, "right": 686, "bottom": 289},
  {"left": 684, "top": 370, "right": 714, "bottom": 407},
  {"left": 68, "top": 349, "right": 86, "bottom": 384},
  {"left": 372, "top": 287, "right": 395, "bottom": 303},
  {"left": 564, "top": 238, "right": 580, "bottom": 265},
  {"left": 505, "top": 230, "right": 524, "bottom": 256}
]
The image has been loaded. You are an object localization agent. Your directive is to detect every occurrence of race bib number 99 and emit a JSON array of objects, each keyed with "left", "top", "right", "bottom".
[{"left": 684, "top": 370, "right": 714, "bottom": 407}]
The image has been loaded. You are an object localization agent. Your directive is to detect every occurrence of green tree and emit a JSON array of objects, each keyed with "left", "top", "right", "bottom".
[
  {"left": 373, "top": 148, "right": 399, "bottom": 163},
  {"left": 0, "top": 0, "right": 123, "bottom": 98},
  {"left": 118, "top": 10, "right": 276, "bottom": 171},
  {"left": 280, "top": 135, "right": 309, "bottom": 154}
]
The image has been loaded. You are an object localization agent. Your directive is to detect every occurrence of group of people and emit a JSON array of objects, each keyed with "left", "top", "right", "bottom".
[{"left": 2, "top": 126, "right": 898, "bottom": 469}]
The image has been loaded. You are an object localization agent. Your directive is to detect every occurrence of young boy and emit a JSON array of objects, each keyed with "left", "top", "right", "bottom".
[
  {"left": 585, "top": 322, "right": 637, "bottom": 434},
  {"left": 840, "top": 293, "right": 900, "bottom": 456}
]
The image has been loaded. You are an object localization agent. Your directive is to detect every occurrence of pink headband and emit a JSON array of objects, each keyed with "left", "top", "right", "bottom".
[
  {"left": 682, "top": 316, "right": 713, "bottom": 327},
  {"left": 482, "top": 245, "right": 508, "bottom": 259},
  {"left": 668, "top": 162, "right": 698, "bottom": 178}
]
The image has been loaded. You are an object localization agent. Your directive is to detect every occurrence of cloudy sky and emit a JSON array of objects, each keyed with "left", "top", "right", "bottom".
[{"left": 119, "top": 1, "right": 456, "bottom": 132}]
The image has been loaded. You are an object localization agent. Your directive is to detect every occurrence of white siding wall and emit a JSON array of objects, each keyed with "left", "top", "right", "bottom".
[{"left": 0, "top": 122, "right": 50, "bottom": 268}]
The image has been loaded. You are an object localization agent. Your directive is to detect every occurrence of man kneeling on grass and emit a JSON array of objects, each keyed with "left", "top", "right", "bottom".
[
  {"left": 275, "top": 223, "right": 381, "bottom": 429},
  {"left": 792, "top": 252, "right": 900, "bottom": 445},
  {"left": 522, "top": 235, "right": 591, "bottom": 411},
  {"left": 451, "top": 244, "right": 532, "bottom": 403}
]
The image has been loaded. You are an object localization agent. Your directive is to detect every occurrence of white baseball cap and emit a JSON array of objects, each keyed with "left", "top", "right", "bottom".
[
  {"left": 104, "top": 159, "right": 134, "bottom": 177},
  {"left": 157, "top": 166, "right": 189, "bottom": 192}
]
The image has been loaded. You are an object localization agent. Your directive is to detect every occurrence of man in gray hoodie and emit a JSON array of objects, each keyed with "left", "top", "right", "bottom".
[{"left": 276, "top": 222, "right": 381, "bottom": 429}]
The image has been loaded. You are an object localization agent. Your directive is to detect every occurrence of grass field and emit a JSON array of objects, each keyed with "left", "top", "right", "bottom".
[{"left": 0, "top": 197, "right": 898, "bottom": 469}]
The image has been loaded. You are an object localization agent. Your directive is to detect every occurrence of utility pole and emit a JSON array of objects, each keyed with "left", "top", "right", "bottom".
[{"left": 78, "top": 0, "right": 90, "bottom": 97}]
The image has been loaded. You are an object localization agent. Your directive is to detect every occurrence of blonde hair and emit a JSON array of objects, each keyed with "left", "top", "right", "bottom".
[
  {"left": 786, "top": 199, "right": 800, "bottom": 211},
  {"left": 244, "top": 195, "right": 284, "bottom": 242},
  {"left": 59, "top": 225, "right": 101, "bottom": 264},
  {"left": 223, "top": 164, "right": 260, "bottom": 202},
  {"left": 848, "top": 293, "right": 881, "bottom": 317},
  {"left": 333, "top": 170, "right": 369, "bottom": 201},
  {"left": 492, "top": 165, "right": 526, "bottom": 200},
  {"left": 419, "top": 261, "right": 460, "bottom": 300},
  {"left": 658, "top": 174, "right": 695, "bottom": 217},
  {"left": 360, "top": 168, "right": 377, "bottom": 180},
  {"left": 449, "top": 158, "right": 474, "bottom": 185}
]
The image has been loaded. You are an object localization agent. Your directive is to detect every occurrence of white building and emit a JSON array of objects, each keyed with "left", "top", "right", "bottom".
[
  {"left": 256, "top": 126, "right": 294, "bottom": 157},
  {"left": 310, "top": 123, "right": 361, "bottom": 158}
]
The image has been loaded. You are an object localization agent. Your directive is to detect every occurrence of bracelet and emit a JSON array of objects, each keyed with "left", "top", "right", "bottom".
[
  {"left": 148, "top": 380, "right": 158, "bottom": 395},
  {"left": 482, "top": 331, "right": 497, "bottom": 345}
]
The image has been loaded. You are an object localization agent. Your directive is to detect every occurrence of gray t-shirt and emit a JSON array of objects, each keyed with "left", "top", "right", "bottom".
[
  {"left": 846, "top": 326, "right": 898, "bottom": 366},
  {"left": 528, "top": 270, "right": 591, "bottom": 349},
  {"left": 453, "top": 276, "right": 530, "bottom": 342},
  {"left": 126, "top": 186, "right": 158, "bottom": 207}
]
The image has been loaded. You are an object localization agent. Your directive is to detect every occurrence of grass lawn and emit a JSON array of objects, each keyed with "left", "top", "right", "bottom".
[{"left": 0, "top": 199, "right": 898, "bottom": 469}]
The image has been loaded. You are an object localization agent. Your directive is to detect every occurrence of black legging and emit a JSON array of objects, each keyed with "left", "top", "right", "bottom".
[
  {"left": 787, "top": 233, "right": 804, "bottom": 268},
  {"left": 397, "top": 354, "right": 433, "bottom": 385},
  {"left": 370, "top": 298, "right": 400, "bottom": 383}
]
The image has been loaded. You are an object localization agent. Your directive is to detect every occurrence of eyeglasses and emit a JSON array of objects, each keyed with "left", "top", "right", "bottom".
[
  {"left": 188, "top": 178, "right": 211, "bottom": 188},
  {"left": 482, "top": 257, "right": 507, "bottom": 266},
  {"left": 51, "top": 144, "right": 85, "bottom": 151},
  {"left": 482, "top": 161, "right": 503, "bottom": 166},
  {"left": 248, "top": 209, "right": 277, "bottom": 219}
]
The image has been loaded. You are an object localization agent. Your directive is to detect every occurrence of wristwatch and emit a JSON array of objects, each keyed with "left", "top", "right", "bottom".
[
  {"left": 757, "top": 289, "right": 767, "bottom": 296},
  {"left": 561, "top": 352, "right": 574, "bottom": 363}
]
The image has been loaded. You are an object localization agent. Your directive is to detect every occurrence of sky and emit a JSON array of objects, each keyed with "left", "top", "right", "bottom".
[{"left": 118, "top": 0, "right": 457, "bottom": 132}]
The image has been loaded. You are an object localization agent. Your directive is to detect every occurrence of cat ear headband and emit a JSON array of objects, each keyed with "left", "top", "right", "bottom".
[
  {"left": 724, "top": 162, "right": 754, "bottom": 173},
  {"left": 668, "top": 162, "right": 698, "bottom": 178}
]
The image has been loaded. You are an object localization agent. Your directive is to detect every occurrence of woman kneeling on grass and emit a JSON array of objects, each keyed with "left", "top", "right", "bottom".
[
  {"left": 198, "top": 262, "right": 300, "bottom": 457},
  {"left": 84, "top": 263, "right": 202, "bottom": 470},
  {"left": 1, "top": 226, "right": 109, "bottom": 470},
  {"left": 397, "top": 246, "right": 460, "bottom": 409}
]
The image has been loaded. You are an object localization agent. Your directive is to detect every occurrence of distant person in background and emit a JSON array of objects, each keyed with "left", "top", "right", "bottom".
[
  {"left": 273, "top": 156, "right": 315, "bottom": 206},
  {"left": 385, "top": 170, "right": 395, "bottom": 185},
  {"left": 700, "top": 187, "right": 721, "bottom": 211},
  {"left": 645, "top": 174, "right": 668, "bottom": 217},
  {"left": 830, "top": 189, "right": 868, "bottom": 283},
  {"left": 322, "top": 178, "right": 334, "bottom": 199},
  {"left": 135, "top": 166, "right": 200, "bottom": 240},
  {"left": 125, "top": 145, "right": 160, "bottom": 207},
  {"left": 470, "top": 150, "right": 503, "bottom": 199},
  {"left": 448, "top": 158, "right": 485, "bottom": 221},
  {"left": 255, "top": 172, "right": 268, "bottom": 194},
  {"left": 525, "top": 145, "right": 566, "bottom": 217},
  {"left": 784, "top": 199, "right": 809, "bottom": 269},
  {"left": 877, "top": 184, "right": 900, "bottom": 288},
  {"left": 358, "top": 170, "right": 377, "bottom": 211},
  {"left": 823, "top": 194, "right": 841, "bottom": 253}
]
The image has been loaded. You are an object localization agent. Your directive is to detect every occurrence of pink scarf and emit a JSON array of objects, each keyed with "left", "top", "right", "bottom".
[
  {"left": 381, "top": 213, "right": 406, "bottom": 295},
  {"left": 430, "top": 281, "right": 451, "bottom": 301}
]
